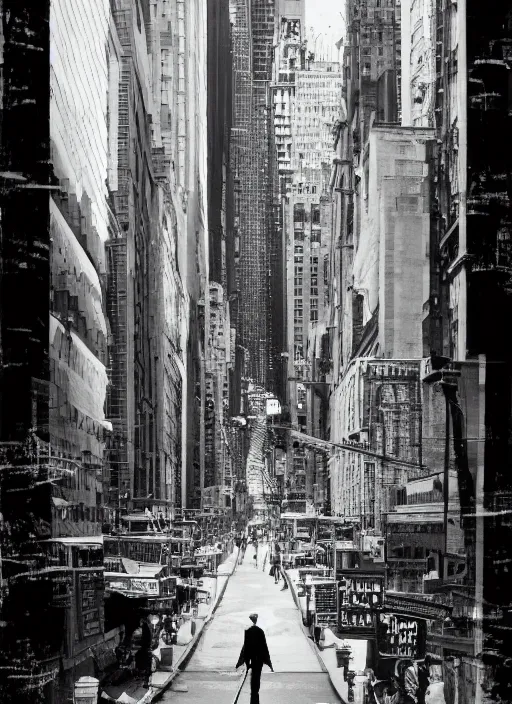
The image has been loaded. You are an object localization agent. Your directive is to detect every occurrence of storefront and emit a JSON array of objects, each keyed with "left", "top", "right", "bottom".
[{"left": 375, "top": 593, "right": 452, "bottom": 683}]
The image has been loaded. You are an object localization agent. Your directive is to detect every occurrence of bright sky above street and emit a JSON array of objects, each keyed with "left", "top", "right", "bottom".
[{"left": 305, "top": 0, "right": 345, "bottom": 61}]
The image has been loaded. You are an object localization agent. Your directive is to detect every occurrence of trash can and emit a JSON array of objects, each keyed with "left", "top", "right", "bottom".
[
  {"left": 74, "top": 677, "right": 99, "bottom": 704},
  {"left": 159, "top": 646, "right": 173, "bottom": 672}
]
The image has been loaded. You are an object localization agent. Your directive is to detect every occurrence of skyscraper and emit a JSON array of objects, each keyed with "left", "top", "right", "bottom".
[{"left": 230, "top": 0, "right": 275, "bottom": 387}]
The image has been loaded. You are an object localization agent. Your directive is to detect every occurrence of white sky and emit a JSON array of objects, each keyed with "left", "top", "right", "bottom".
[{"left": 305, "top": 0, "right": 345, "bottom": 61}]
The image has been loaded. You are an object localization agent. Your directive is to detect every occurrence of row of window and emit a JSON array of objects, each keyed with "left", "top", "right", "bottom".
[
  {"left": 293, "top": 311, "right": 318, "bottom": 323},
  {"left": 293, "top": 269, "right": 318, "bottom": 282}
]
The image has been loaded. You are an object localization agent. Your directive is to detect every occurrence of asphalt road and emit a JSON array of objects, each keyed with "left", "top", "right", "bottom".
[{"left": 161, "top": 543, "right": 341, "bottom": 704}]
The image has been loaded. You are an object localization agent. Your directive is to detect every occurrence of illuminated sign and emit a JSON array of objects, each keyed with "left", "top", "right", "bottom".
[
  {"left": 362, "top": 535, "right": 385, "bottom": 563},
  {"left": 266, "top": 398, "right": 281, "bottom": 416}
]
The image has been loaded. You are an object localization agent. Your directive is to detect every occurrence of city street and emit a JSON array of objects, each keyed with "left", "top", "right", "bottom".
[
  {"left": 0, "top": 1, "right": 503, "bottom": 702},
  {"left": 162, "top": 544, "right": 340, "bottom": 704}
]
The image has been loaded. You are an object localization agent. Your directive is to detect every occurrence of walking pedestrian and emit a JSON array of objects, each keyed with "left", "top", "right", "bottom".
[
  {"left": 272, "top": 543, "right": 281, "bottom": 585},
  {"left": 275, "top": 542, "right": 288, "bottom": 590},
  {"left": 236, "top": 613, "right": 274, "bottom": 704},
  {"left": 240, "top": 535, "right": 247, "bottom": 564},
  {"left": 262, "top": 544, "right": 268, "bottom": 572},
  {"left": 134, "top": 616, "right": 153, "bottom": 688}
]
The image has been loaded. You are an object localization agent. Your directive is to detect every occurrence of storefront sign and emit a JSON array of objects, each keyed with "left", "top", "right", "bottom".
[
  {"left": 130, "top": 579, "right": 158, "bottom": 595},
  {"left": 338, "top": 573, "right": 383, "bottom": 638},
  {"left": 77, "top": 571, "right": 102, "bottom": 639},
  {"left": 106, "top": 577, "right": 159, "bottom": 595},
  {"left": 314, "top": 582, "right": 337, "bottom": 619},
  {"left": 383, "top": 593, "right": 451, "bottom": 620},
  {"left": 377, "top": 613, "right": 427, "bottom": 659}
]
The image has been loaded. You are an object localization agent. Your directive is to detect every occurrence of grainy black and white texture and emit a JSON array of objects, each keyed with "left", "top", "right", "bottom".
[{"left": 0, "top": 0, "right": 510, "bottom": 703}]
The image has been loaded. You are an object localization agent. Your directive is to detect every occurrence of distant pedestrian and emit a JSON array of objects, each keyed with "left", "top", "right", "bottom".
[
  {"left": 272, "top": 543, "right": 281, "bottom": 585},
  {"left": 134, "top": 616, "right": 153, "bottom": 688},
  {"left": 236, "top": 613, "right": 274, "bottom": 704},
  {"left": 240, "top": 536, "right": 247, "bottom": 563}
]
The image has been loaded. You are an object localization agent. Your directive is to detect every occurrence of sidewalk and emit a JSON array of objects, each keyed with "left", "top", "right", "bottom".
[
  {"left": 183, "top": 541, "right": 324, "bottom": 673},
  {"left": 151, "top": 548, "right": 239, "bottom": 696},
  {"left": 100, "top": 548, "right": 239, "bottom": 704},
  {"left": 283, "top": 568, "right": 367, "bottom": 704}
]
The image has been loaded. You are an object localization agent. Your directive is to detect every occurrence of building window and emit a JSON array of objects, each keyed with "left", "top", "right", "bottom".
[
  {"left": 294, "top": 266, "right": 303, "bottom": 275},
  {"left": 294, "top": 245, "right": 304, "bottom": 254},
  {"left": 295, "top": 299, "right": 303, "bottom": 308},
  {"left": 294, "top": 333, "right": 303, "bottom": 342},
  {"left": 294, "top": 277, "right": 303, "bottom": 286},
  {"left": 310, "top": 310, "right": 318, "bottom": 321},
  {"left": 310, "top": 298, "right": 318, "bottom": 309},
  {"left": 310, "top": 287, "right": 318, "bottom": 296},
  {"left": 294, "top": 255, "right": 303, "bottom": 263},
  {"left": 294, "top": 288, "right": 303, "bottom": 296}
]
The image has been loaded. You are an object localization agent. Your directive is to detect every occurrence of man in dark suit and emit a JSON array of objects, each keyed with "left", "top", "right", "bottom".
[{"left": 236, "top": 613, "right": 274, "bottom": 704}]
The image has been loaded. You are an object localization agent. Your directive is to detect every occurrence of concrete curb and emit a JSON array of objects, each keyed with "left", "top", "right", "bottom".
[
  {"left": 282, "top": 569, "right": 328, "bottom": 675},
  {"left": 151, "top": 553, "right": 238, "bottom": 702},
  {"left": 282, "top": 569, "right": 348, "bottom": 704}
]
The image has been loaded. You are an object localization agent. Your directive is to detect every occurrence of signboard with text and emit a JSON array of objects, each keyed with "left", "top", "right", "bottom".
[
  {"left": 377, "top": 613, "right": 427, "bottom": 659},
  {"left": 337, "top": 572, "right": 383, "bottom": 639}
]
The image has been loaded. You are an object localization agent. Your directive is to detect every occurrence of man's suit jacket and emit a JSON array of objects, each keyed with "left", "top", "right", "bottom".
[{"left": 236, "top": 624, "right": 273, "bottom": 670}]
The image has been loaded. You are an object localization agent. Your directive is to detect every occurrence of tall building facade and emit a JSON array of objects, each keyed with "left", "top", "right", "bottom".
[
  {"left": 320, "top": 0, "right": 512, "bottom": 698},
  {"left": 230, "top": 0, "right": 274, "bottom": 387},
  {"left": 278, "top": 53, "right": 342, "bottom": 514},
  {"left": 0, "top": 1, "right": 115, "bottom": 700},
  {"left": 106, "top": 0, "right": 208, "bottom": 513},
  {"left": 0, "top": 1, "right": 210, "bottom": 700}
]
